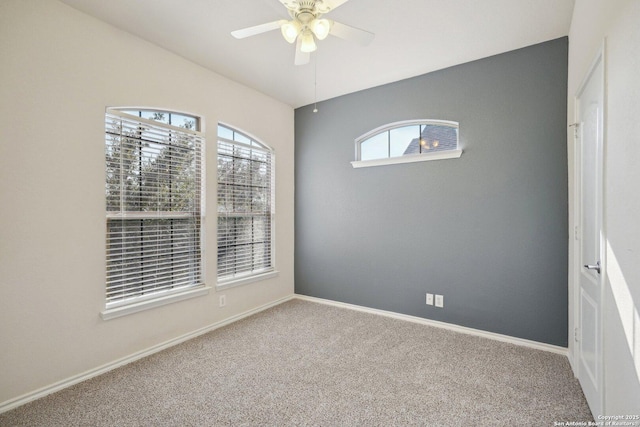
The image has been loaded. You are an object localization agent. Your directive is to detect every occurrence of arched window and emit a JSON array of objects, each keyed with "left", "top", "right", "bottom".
[
  {"left": 103, "top": 108, "right": 206, "bottom": 319},
  {"left": 217, "top": 124, "right": 276, "bottom": 287},
  {"left": 352, "top": 120, "right": 462, "bottom": 168}
]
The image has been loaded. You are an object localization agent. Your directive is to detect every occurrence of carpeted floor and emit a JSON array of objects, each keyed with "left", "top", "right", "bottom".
[{"left": 0, "top": 299, "right": 593, "bottom": 426}]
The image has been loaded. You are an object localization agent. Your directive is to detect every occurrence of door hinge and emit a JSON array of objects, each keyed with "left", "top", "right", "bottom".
[
  {"left": 569, "top": 122, "right": 580, "bottom": 139},
  {"left": 574, "top": 225, "right": 579, "bottom": 240},
  {"left": 574, "top": 327, "right": 580, "bottom": 343}
]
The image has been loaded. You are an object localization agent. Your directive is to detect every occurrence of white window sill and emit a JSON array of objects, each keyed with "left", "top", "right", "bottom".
[
  {"left": 101, "top": 285, "right": 211, "bottom": 320},
  {"left": 217, "top": 270, "right": 279, "bottom": 290},
  {"left": 351, "top": 149, "right": 462, "bottom": 168}
]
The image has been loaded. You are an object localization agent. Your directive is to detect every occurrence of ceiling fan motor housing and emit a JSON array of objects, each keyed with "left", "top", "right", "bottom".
[
  {"left": 287, "top": 0, "right": 333, "bottom": 17},
  {"left": 289, "top": 1, "right": 324, "bottom": 22},
  {"left": 292, "top": 1, "right": 319, "bottom": 12}
]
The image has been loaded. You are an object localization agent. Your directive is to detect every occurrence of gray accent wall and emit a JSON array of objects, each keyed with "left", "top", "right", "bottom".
[{"left": 294, "top": 37, "right": 569, "bottom": 347}]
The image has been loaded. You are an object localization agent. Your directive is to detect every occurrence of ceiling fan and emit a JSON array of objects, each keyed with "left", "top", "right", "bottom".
[{"left": 231, "top": 0, "right": 374, "bottom": 65}]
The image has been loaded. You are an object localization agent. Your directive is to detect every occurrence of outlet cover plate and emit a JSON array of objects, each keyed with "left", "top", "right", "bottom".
[
  {"left": 426, "top": 293, "right": 434, "bottom": 305},
  {"left": 435, "top": 294, "right": 444, "bottom": 308}
]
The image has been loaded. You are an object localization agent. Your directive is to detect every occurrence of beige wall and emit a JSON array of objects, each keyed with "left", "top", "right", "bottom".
[
  {"left": 0, "top": 0, "right": 294, "bottom": 405},
  {"left": 567, "top": 0, "right": 640, "bottom": 415}
]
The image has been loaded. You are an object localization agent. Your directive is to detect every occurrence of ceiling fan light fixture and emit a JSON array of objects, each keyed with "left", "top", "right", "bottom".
[
  {"left": 300, "top": 30, "right": 317, "bottom": 53},
  {"left": 230, "top": 0, "right": 374, "bottom": 66},
  {"left": 310, "top": 18, "right": 332, "bottom": 40},
  {"left": 281, "top": 21, "right": 301, "bottom": 44}
]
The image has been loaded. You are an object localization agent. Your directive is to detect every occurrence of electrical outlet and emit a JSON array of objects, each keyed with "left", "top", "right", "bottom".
[
  {"left": 435, "top": 294, "right": 444, "bottom": 308},
  {"left": 219, "top": 295, "right": 226, "bottom": 307},
  {"left": 426, "top": 293, "right": 434, "bottom": 305}
]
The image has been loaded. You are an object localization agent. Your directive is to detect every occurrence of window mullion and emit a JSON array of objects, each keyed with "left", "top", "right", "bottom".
[{"left": 387, "top": 130, "right": 390, "bottom": 158}]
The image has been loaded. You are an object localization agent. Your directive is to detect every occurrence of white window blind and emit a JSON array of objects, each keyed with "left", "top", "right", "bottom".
[
  {"left": 217, "top": 125, "right": 274, "bottom": 283},
  {"left": 105, "top": 109, "right": 204, "bottom": 307}
]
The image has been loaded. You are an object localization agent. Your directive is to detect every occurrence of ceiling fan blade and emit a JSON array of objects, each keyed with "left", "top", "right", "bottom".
[
  {"left": 294, "top": 37, "right": 310, "bottom": 65},
  {"left": 231, "top": 20, "right": 287, "bottom": 39},
  {"left": 329, "top": 21, "right": 374, "bottom": 46}
]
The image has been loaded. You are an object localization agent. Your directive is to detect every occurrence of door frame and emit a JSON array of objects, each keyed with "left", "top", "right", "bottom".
[{"left": 571, "top": 42, "right": 606, "bottom": 415}]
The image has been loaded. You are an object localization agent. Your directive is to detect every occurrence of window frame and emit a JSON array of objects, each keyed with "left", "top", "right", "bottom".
[
  {"left": 102, "top": 107, "right": 209, "bottom": 320},
  {"left": 216, "top": 123, "right": 277, "bottom": 289},
  {"left": 352, "top": 119, "right": 462, "bottom": 168}
]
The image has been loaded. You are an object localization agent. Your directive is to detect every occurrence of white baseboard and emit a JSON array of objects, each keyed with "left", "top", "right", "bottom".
[
  {"left": 1, "top": 293, "right": 568, "bottom": 414},
  {"left": 0, "top": 294, "right": 295, "bottom": 414},
  {"left": 294, "top": 294, "right": 569, "bottom": 356}
]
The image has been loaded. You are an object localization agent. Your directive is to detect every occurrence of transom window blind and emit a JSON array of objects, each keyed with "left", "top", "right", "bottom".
[
  {"left": 105, "top": 109, "right": 204, "bottom": 307},
  {"left": 217, "top": 124, "right": 274, "bottom": 282}
]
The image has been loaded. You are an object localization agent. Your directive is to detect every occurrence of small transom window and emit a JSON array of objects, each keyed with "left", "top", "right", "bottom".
[{"left": 352, "top": 120, "right": 462, "bottom": 168}]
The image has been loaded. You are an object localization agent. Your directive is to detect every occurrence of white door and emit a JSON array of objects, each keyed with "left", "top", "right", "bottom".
[{"left": 575, "top": 49, "right": 604, "bottom": 417}]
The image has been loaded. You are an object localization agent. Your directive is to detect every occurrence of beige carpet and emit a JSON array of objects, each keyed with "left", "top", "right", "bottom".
[{"left": 0, "top": 299, "right": 593, "bottom": 426}]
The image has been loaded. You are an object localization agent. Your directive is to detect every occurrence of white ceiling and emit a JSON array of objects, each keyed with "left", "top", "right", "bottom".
[{"left": 58, "top": 0, "right": 575, "bottom": 108}]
